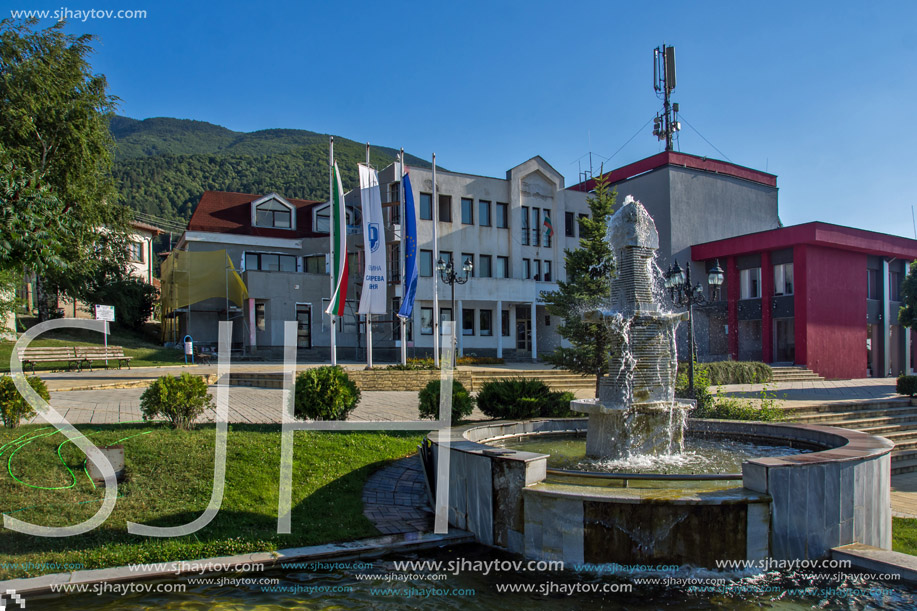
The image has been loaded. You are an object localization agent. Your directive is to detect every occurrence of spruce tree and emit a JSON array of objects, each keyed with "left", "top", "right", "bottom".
[{"left": 543, "top": 174, "right": 617, "bottom": 395}]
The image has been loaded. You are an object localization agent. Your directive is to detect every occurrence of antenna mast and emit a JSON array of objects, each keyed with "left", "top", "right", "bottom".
[{"left": 652, "top": 44, "right": 681, "bottom": 151}]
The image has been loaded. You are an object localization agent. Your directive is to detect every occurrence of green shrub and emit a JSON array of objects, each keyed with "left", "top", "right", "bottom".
[
  {"left": 693, "top": 395, "right": 783, "bottom": 421},
  {"left": 0, "top": 375, "right": 49, "bottom": 428},
  {"left": 898, "top": 375, "right": 917, "bottom": 397},
  {"left": 140, "top": 373, "right": 214, "bottom": 429},
  {"left": 386, "top": 358, "right": 436, "bottom": 371},
  {"left": 476, "top": 378, "right": 573, "bottom": 419},
  {"left": 293, "top": 366, "right": 361, "bottom": 421},
  {"left": 678, "top": 361, "right": 773, "bottom": 385},
  {"left": 675, "top": 365, "right": 715, "bottom": 412},
  {"left": 418, "top": 379, "right": 474, "bottom": 422},
  {"left": 456, "top": 355, "right": 505, "bottom": 366}
]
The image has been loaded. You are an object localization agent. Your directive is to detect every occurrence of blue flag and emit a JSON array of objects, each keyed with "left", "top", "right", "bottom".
[{"left": 398, "top": 171, "right": 419, "bottom": 319}]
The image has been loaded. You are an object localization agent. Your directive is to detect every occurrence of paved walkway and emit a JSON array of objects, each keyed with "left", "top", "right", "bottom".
[
  {"left": 362, "top": 456, "right": 433, "bottom": 534},
  {"left": 714, "top": 377, "right": 900, "bottom": 409},
  {"left": 892, "top": 472, "right": 917, "bottom": 519}
]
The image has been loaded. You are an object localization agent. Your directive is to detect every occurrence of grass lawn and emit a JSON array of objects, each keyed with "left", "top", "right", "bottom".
[
  {"left": 0, "top": 423, "right": 425, "bottom": 579},
  {"left": 1, "top": 320, "right": 188, "bottom": 372},
  {"left": 893, "top": 517, "right": 917, "bottom": 556}
]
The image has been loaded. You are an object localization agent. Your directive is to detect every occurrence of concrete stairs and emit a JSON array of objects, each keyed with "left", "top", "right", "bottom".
[
  {"left": 770, "top": 365, "right": 825, "bottom": 382},
  {"left": 784, "top": 399, "right": 917, "bottom": 474}
]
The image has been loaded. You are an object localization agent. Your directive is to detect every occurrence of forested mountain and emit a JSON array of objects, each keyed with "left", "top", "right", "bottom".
[{"left": 111, "top": 116, "right": 431, "bottom": 227}]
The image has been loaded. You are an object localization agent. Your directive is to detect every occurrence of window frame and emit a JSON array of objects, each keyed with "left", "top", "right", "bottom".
[
  {"left": 420, "top": 307, "right": 434, "bottom": 335},
  {"left": 496, "top": 202, "right": 509, "bottom": 228},
  {"left": 480, "top": 309, "right": 493, "bottom": 336},
  {"left": 461, "top": 197, "right": 474, "bottom": 225},
  {"left": 438, "top": 194, "right": 452, "bottom": 222},
  {"left": 479, "top": 200, "right": 492, "bottom": 226},
  {"left": 478, "top": 254, "right": 492, "bottom": 278},
  {"left": 462, "top": 308, "right": 475, "bottom": 336},
  {"left": 420, "top": 249, "right": 433, "bottom": 277},
  {"left": 419, "top": 192, "right": 433, "bottom": 220}
]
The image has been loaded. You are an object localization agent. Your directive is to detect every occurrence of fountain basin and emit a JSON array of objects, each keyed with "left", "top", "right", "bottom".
[{"left": 427, "top": 418, "right": 892, "bottom": 568}]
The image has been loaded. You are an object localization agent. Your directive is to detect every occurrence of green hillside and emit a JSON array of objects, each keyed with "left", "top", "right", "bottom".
[{"left": 111, "top": 116, "right": 431, "bottom": 227}]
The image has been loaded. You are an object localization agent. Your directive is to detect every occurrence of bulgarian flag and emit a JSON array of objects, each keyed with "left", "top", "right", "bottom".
[
  {"left": 325, "top": 161, "right": 348, "bottom": 316},
  {"left": 543, "top": 212, "right": 554, "bottom": 238}
]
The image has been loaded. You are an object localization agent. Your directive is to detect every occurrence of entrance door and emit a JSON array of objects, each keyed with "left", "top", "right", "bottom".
[
  {"left": 295, "top": 304, "right": 311, "bottom": 349},
  {"left": 774, "top": 318, "right": 794, "bottom": 363},
  {"left": 516, "top": 320, "right": 531, "bottom": 352}
]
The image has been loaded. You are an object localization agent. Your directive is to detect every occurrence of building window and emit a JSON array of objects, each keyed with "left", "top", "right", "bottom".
[
  {"left": 420, "top": 307, "right": 434, "bottom": 335},
  {"left": 496, "top": 203, "right": 509, "bottom": 228},
  {"left": 532, "top": 207, "right": 540, "bottom": 247},
  {"left": 128, "top": 241, "right": 144, "bottom": 263},
  {"left": 544, "top": 315, "right": 551, "bottom": 326},
  {"left": 479, "top": 200, "right": 491, "bottom": 226},
  {"left": 479, "top": 255, "right": 492, "bottom": 278},
  {"left": 544, "top": 260, "right": 552, "bottom": 282},
  {"left": 462, "top": 308, "right": 475, "bottom": 335},
  {"left": 521, "top": 206, "right": 530, "bottom": 245},
  {"left": 439, "top": 251, "right": 452, "bottom": 268},
  {"left": 392, "top": 297, "right": 401, "bottom": 339},
  {"left": 438, "top": 195, "right": 452, "bottom": 222},
  {"left": 496, "top": 256, "right": 509, "bottom": 279},
  {"left": 890, "top": 271, "right": 901, "bottom": 301},
  {"left": 304, "top": 255, "right": 326, "bottom": 274},
  {"left": 389, "top": 243, "right": 401, "bottom": 283},
  {"left": 461, "top": 253, "right": 474, "bottom": 276},
  {"left": 420, "top": 193, "right": 433, "bottom": 220},
  {"left": 565, "top": 211, "right": 575, "bottom": 237},
  {"left": 740, "top": 267, "right": 761, "bottom": 300},
  {"left": 348, "top": 252, "right": 360, "bottom": 276},
  {"left": 542, "top": 210, "right": 552, "bottom": 247},
  {"left": 480, "top": 310, "right": 493, "bottom": 336},
  {"left": 255, "top": 198, "right": 292, "bottom": 229},
  {"left": 774, "top": 263, "right": 794, "bottom": 295},
  {"left": 245, "top": 252, "right": 297, "bottom": 272},
  {"left": 867, "top": 269, "right": 879, "bottom": 300},
  {"left": 255, "top": 302, "right": 266, "bottom": 331},
  {"left": 534, "top": 259, "right": 542, "bottom": 281},
  {"left": 461, "top": 198, "right": 474, "bottom": 224},
  {"left": 523, "top": 258, "right": 531, "bottom": 280},
  {"left": 420, "top": 249, "right": 433, "bottom": 277},
  {"left": 440, "top": 308, "right": 453, "bottom": 334}
]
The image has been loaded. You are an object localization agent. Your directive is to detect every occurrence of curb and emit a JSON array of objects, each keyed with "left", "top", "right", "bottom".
[{"left": 0, "top": 530, "right": 474, "bottom": 598}]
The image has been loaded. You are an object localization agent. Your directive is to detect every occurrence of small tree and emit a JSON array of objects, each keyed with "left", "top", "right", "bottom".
[
  {"left": 899, "top": 261, "right": 917, "bottom": 331},
  {"left": 418, "top": 379, "right": 474, "bottom": 422},
  {"left": 140, "top": 373, "right": 214, "bottom": 430},
  {"left": 293, "top": 367, "right": 361, "bottom": 421},
  {"left": 0, "top": 375, "right": 49, "bottom": 428},
  {"left": 543, "top": 174, "right": 617, "bottom": 395}
]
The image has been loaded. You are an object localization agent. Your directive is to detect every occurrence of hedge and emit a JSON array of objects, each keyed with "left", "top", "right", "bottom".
[{"left": 678, "top": 361, "right": 773, "bottom": 385}]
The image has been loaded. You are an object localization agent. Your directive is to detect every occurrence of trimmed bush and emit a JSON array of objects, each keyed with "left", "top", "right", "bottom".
[
  {"left": 678, "top": 361, "right": 773, "bottom": 385},
  {"left": 0, "top": 375, "right": 49, "bottom": 428},
  {"left": 693, "top": 395, "right": 783, "bottom": 422},
  {"left": 898, "top": 375, "right": 917, "bottom": 397},
  {"left": 386, "top": 358, "right": 436, "bottom": 371},
  {"left": 294, "top": 366, "right": 361, "bottom": 421},
  {"left": 140, "top": 373, "right": 214, "bottom": 430},
  {"left": 418, "top": 379, "right": 474, "bottom": 422},
  {"left": 476, "top": 378, "right": 573, "bottom": 420},
  {"left": 455, "top": 355, "right": 505, "bottom": 366}
]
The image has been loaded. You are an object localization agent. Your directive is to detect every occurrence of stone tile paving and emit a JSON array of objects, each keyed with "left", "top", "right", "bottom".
[{"left": 362, "top": 456, "right": 433, "bottom": 534}]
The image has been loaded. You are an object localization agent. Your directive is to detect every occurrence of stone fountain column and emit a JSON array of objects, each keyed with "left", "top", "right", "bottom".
[{"left": 571, "top": 197, "right": 693, "bottom": 460}]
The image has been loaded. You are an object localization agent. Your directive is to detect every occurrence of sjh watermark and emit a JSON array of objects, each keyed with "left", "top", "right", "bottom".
[
  {"left": 9, "top": 7, "right": 147, "bottom": 22},
  {"left": 0, "top": 589, "right": 25, "bottom": 611}
]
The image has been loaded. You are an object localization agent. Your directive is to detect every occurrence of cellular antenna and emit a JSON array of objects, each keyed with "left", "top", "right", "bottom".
[{"left": 652, "top": 44, "right": 681, "bottom": 151}]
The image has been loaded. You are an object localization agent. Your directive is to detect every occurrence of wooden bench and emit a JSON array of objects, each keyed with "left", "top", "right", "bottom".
[
  {"left": 75, "top": 346, "right": 133, "bottom": 371},
  {"left": 17, "top": 347, "right": 83, "bottom": 373}
]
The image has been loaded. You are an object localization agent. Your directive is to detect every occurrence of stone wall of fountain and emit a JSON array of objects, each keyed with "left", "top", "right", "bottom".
[{"left": 571, "top": 197, "right": 692, "bottom": 459}]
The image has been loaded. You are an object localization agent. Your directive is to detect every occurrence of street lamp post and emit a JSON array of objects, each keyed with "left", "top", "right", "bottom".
[
  {"left": 437, "top": 256, "right": 473, "bottom": 367},
  {"left": 665, "top": 259, "right": 725, "bottom": 397}
]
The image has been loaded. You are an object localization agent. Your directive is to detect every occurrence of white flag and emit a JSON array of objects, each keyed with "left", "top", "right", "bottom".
[{"left": 357, "top": 163, "right": 387, "bottom": 314}]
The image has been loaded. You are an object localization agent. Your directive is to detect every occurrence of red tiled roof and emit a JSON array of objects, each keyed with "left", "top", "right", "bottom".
[
  {"left": 186, "top": 191, "right": 324, "bottom": 238},
  {"left": 130, "top": 220, "right": 164, "bottom": 235},
  {"left": 569, "top": 151, "right": 777, "bottom": 192}
]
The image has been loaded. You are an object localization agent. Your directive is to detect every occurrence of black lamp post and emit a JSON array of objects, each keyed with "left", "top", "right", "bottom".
[
  {"left": 665, "top": 259, "right": 725, "bottom": 397},
  {"left": 437, "top": 256, "right": 473, "bottom": 366}
]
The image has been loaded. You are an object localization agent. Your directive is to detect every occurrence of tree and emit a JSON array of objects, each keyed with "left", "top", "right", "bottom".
[
  {"left": 543, "top": 174, "right": 617, "bottom": 394},
  {"left": 899, "top": 261, "right": 917, "bottom": 330},
  {"left": 0, "top": 18, "right": 129, "bottom": 319}
]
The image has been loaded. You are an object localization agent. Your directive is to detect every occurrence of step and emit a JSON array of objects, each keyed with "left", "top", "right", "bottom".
[
  {"left": 783, "top": 399, "right": 914, "bottom": 416},
  {"left": 788, "top": 406, "right": 917, "bottom": 424}
]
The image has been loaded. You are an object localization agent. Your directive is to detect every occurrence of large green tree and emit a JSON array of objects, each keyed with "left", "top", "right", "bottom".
[
  {"left": 898, "top": 261, "right": 917, "bottom": 330},
  {"left": 0, "top": 18, "right": 129, "bottom": 319},
  {"left": 543, "top": 174, "right": 617, "bottom": 394}
]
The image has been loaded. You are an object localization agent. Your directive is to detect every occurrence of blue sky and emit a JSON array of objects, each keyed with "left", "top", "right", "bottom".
[{"left": 21, "top": 0, "right": 917, "bottom": 237}]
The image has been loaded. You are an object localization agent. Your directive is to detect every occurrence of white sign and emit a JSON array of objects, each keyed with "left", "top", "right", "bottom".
[{"left": 94, "top": 305, "right": 115, "bottom": 322}]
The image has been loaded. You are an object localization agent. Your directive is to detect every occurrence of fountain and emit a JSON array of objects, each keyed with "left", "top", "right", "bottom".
[
  {"left": 571, "top": 196, "right": 694, "bottom": 459},
  {"left": 428, "top": 195, "right": 892, "bottom": 567}
]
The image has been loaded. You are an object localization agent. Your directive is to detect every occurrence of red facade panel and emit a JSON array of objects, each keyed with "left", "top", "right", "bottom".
[{"left": 802, "top": 245, "right": 868, "bottom": 379}]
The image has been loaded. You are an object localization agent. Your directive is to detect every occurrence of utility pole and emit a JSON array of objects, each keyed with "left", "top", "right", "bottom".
[{"left": 653, "top": 44, "right": 681, "bottom": 151}]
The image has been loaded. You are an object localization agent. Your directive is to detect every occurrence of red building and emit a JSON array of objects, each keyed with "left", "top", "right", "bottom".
[{"left": 692, "top": 223, "right": 917, "bottom": 379}]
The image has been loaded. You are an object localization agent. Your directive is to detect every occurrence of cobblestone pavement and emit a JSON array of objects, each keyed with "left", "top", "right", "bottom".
[{"left": 362, "top": 456, "right": 433, "bottom": 534}]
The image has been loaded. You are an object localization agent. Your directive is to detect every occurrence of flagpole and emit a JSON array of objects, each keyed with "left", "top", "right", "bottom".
[
  {"left": 432, "top": 152, "right": 440, "bottom": 367},
  {"left": 399, "top": 149, "right": 407, "bottom": 365},
  {"left": 329, "top": 136, "right": 337, "bottom": 366},
  {"left": 365, "top": 142, "right": 373, "bottom": 369}
]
